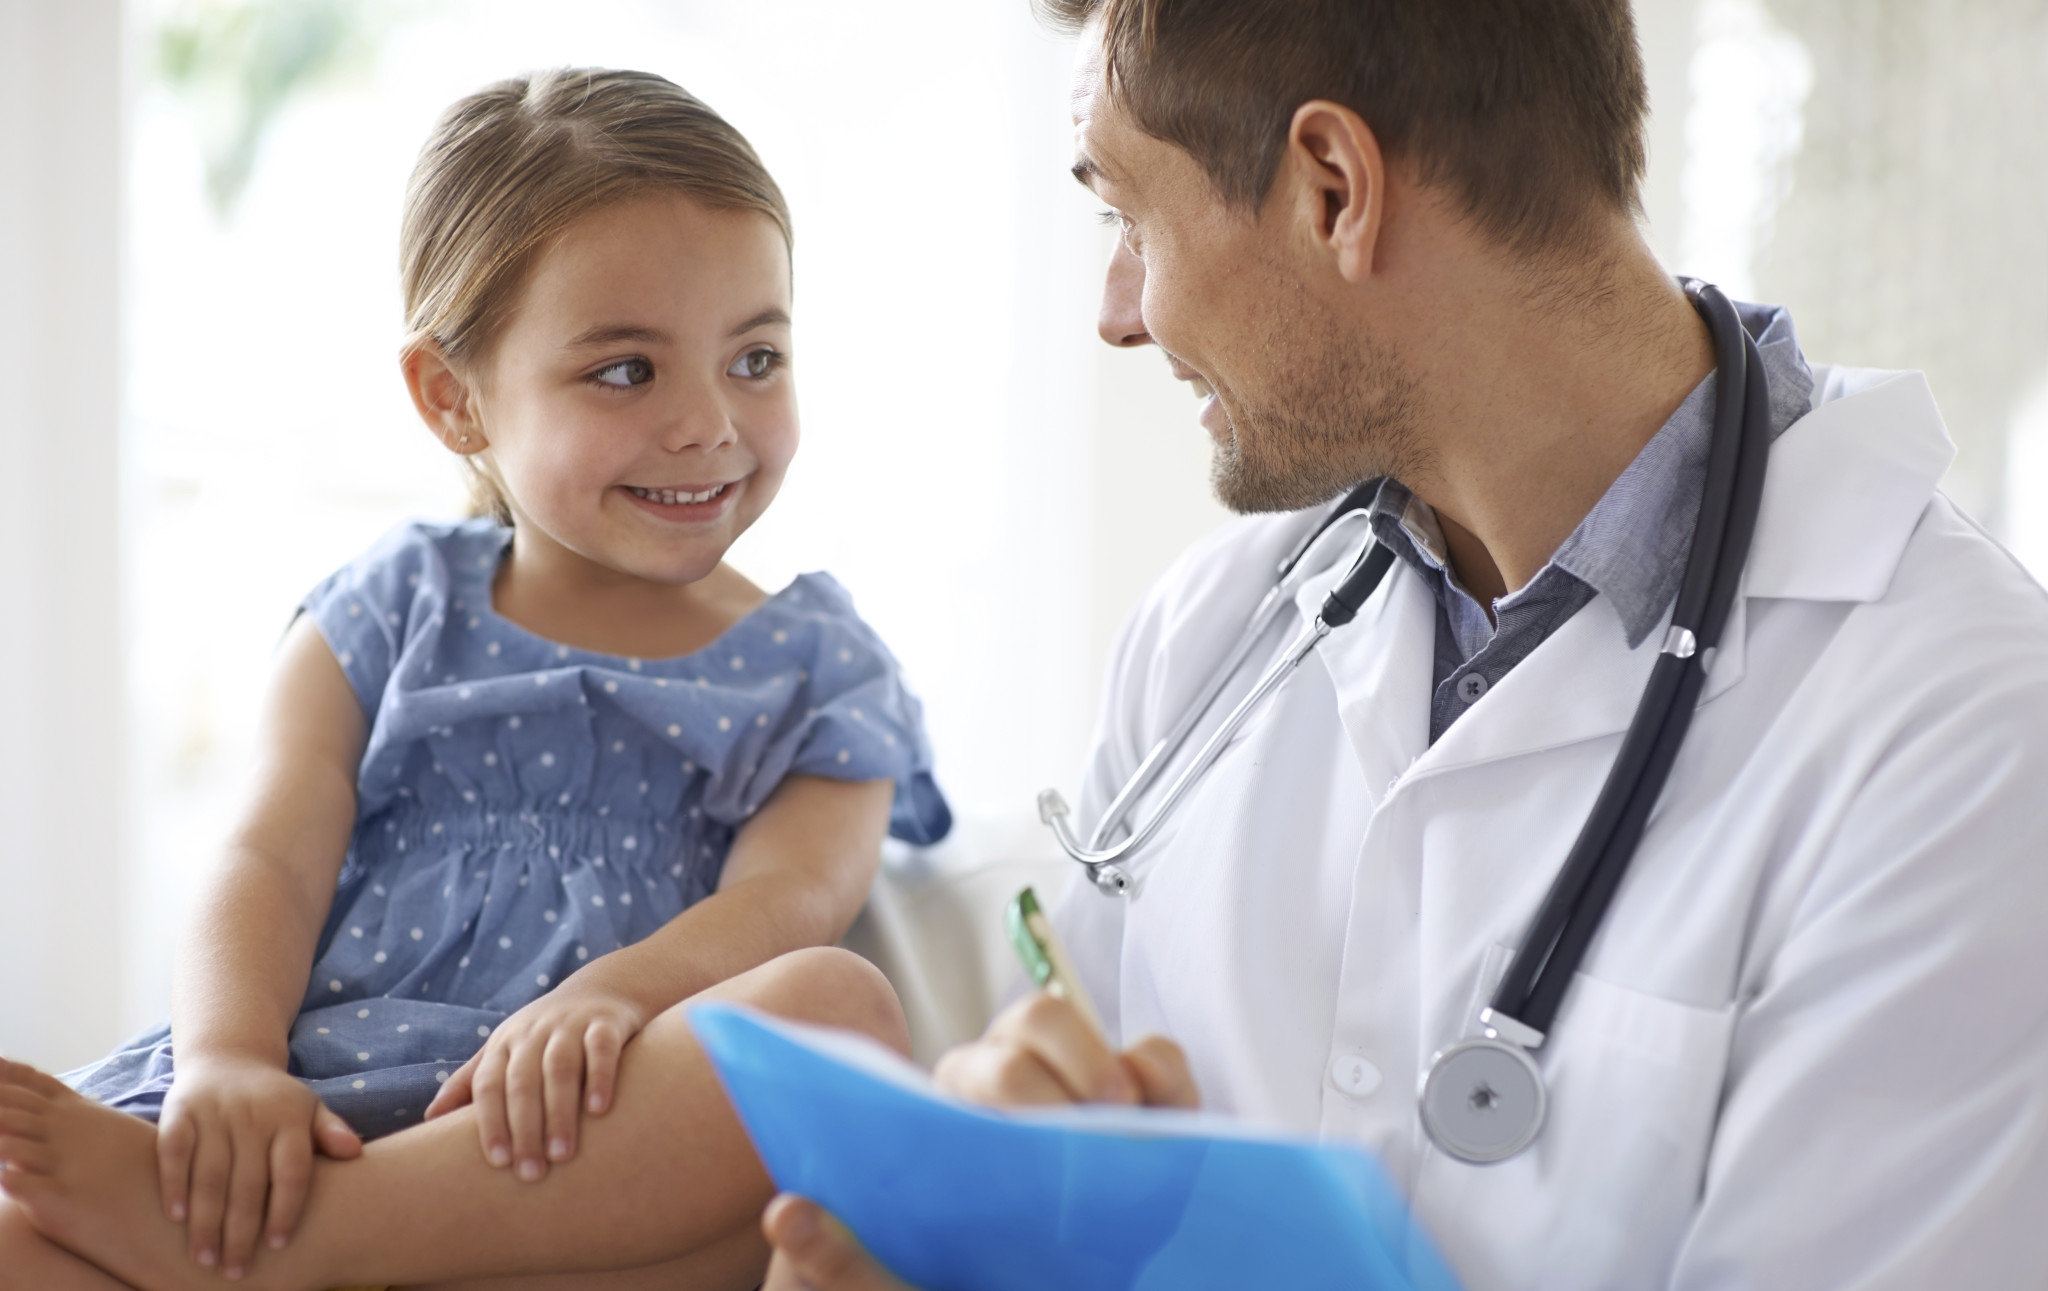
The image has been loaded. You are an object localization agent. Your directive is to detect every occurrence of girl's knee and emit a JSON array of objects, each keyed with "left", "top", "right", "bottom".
[{"left": 732, "top": 947, "right": 908, "bottom": 1056}]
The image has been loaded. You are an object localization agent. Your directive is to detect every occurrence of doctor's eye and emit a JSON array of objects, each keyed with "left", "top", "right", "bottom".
[
  {"left": 728, "top": 347, "right": 786, "bottom": 381},
  {"left": 590, "top": 358, "right": 655, "bottom": 389}
]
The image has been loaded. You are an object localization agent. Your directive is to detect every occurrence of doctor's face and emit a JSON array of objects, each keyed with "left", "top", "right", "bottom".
[{"left": 1071, "top": 39, "right": 1420, "bottom": 513}]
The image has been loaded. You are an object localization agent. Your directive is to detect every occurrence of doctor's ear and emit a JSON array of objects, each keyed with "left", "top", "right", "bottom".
[
  {"left": 402, "top": 342, "right": 488, "bottom": 455},
  {"left": 1282, "top": 100, "right": 1387, "bottom": 284}
]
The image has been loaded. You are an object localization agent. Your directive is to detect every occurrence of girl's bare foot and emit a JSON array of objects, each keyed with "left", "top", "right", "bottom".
[{"left": 0, "top": 1058, "right": 285, "bottom": 1291}]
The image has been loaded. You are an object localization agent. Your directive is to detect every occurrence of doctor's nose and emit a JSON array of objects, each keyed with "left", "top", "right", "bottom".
[{"left": 1098, "top": 237, "right": 1150, "bottom": 348}]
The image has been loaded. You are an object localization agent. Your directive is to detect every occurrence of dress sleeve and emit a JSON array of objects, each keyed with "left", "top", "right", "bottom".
[
  {"left": 299, "top": 525, "right": 437, "bottom": 720},
  {"left": 702, "top": 576, "right": 952, "bottom": 845}
]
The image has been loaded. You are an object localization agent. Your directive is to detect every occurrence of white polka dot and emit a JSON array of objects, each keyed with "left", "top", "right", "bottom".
[
  {"left": 390, "top": 612, "right": 402, "bottom": 625},
  {"left": 373, "top": 884, "right": 387, "bottom": 896},
  {"left": 850, "top": 708, "right": 864, "bottom": 720},
  {"left": 619, "top": 892, "right": 632, "bottom": 906},
  {"left": 755, "top": 713, "right": 768, "bottom": 727},
  {"left": 373, "top": 951, "right": 388, "bottom": 964},
  {"left": 772, "top": 630, "right": 788, "bottom": 644},
  {"left": 576, "top": 945, "right": 589, "bottom": 960},
  {"left": 468, "top": 616, "right": 480, "bottom": 629},
  {"left": 460, "top": 956, "right": 471, "bottom": 967},
  {"left": 486, "top": 642, "right": 501, "bottom": 656},
  {"left": 556, "top": 645, "right": 570, "bottom": 659},
  {"left": 549, "top": 844, "right": 561, "bottom": 858},
  {"left": 839, "top": 649, "right": 853, "bottom": 663},
  {"left": 357, "top": 1008, "right": 370, "bottom": 1018},
  {"left": 536, "top": 973, "right": 550, "bottom": 987},
  {"left": 432, "top": 762, "right": 444, "bottom": 774},
  {"left": 655, "top": 678, "right": 668, "bottom": 688},
  {"left": 406, "top": 926, "right": 423, "bottom": 941},
  {"left": 498, "top": 936, "right": 512, "bottom": 949},
  {"left": 543, "top": 909, "right": 558, "bottom": 923},
  {"left": 483, "top": 752, "right": 498, "bottom": 766},
  {"left": 884, "top": 733, "right": 897, "bottom": 746},
  {"left": 558, "top": 792, "right": 571, "bottom": 805},
  {"left": 671, "top": 863, "right": 683, "bottom": 877},
  {"left": 351, "top": 926, "right": 364, "bottom": 938},
  {"left": 357, "top": 1051, "right": 370, "bottom": 1061},
  {"left": 477, "top": 1025, "right": 491, "bottom": 1038},
  {"left": 638, "top": 780, "right": 650, "bottom": 794},
  {"left": 591, "top": 894, "right": 605, "bottom": 907},
  {"left": 540, "top": 751, "right": 555, "bottom": 767},
  {"left": 316, "top": 1026, "right": 331, "bottom": 1035},
  {"left": 667, "top": 724, "right": 682, "bottom": 738},
  {"left": 431, "top": 821, "right": 444, "bottom": 834},
  {"left": 627, "top": 657, "right": 643, "bottom": 671},
  {"left": 435, "top": 1070, "right": 450, "bottom": 1084},
  {"left": 837, "top": 750, "right": 851, "bottom": 764},
  {"left": 508, "top": 716, "right": 521, "bottom": 730},
  {"left": 352, "top": 1079, "right": 366, "bottom": 1089},
  {"left": 728, "top": 655, "right": 745, "bottom": 671},
  {"left": 329, "top": 979, "right": 343, "bottom": 992},
  {"left": 604, "top": 680, "right": 618, "bottom": 694},
  {"left": 337, "top": 649, "right": 354, "bottom": 667},
  {"left": 349, "top": 602, "right": 362, "bottom": 618},
  {"left": 463, "top": 789, "right": 477, "bottom": 803},
  {"left": 535, "top": 674, "right": 548, "bottom": 686},
  {"left": 593, "top": 856, "right": 605, "bottom": 868},
  {"left": 397, "top": 1023, "right": 410, "bottom": 1033},
  {"left": 717, "top": 716, "right": 732, "bottom": 732},
  {"left": 612, "top": 740, "right": 625, "bottom": 753}
]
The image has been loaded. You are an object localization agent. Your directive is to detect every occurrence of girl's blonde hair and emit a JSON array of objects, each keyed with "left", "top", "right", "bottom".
[{"left": 399, "top": 68, "right": 792, "bottom": 525}]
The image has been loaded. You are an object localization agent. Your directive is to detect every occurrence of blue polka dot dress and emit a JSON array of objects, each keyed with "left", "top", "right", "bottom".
[{"left": 66, "top": 519, "right": 951, "bottom": 1137}]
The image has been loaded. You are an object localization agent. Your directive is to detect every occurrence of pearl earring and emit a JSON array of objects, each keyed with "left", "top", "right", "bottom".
[{"left": 458, "top": 434, "right": 470, "bottom": 446}]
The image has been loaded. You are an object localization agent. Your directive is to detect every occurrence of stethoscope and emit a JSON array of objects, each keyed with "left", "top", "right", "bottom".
[{"left": 1039, "top": 280, "right": 1771, "bottom": 1164}]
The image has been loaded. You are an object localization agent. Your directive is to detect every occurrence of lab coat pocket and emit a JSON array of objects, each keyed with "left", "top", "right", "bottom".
[{"left": 1415, "top": 968, "right": 1736, "bottom": 1291}]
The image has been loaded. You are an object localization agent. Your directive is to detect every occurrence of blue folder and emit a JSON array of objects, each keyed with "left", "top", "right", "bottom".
[{"left": 689, "top": 1002, "right": 1461, "bottom": 1291}]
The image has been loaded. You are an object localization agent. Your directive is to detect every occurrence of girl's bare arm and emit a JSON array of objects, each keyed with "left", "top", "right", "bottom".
[
  {"left": 161, "top": 615, "right": 369, "bottom": 1272},
  {"left": 427, "top": 774, "right": 894, "bottom": 1180}
]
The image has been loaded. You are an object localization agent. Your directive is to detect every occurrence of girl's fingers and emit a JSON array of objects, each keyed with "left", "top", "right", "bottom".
[
  {"left": 541, "top": 1033, "right": 584, "bottom": 1162},
  {"left": 584, "top": 1018, "right": 624, "bottom": 1116},
  {"left": 470, "top": 1044, "right": 514, "bottom": 1170},
  {"left": 184, "top": 1125, "right": 232, "bottom": 1268},
  {"left": 504, "top": 1041, "right": 549, "bottom": 1181},
  {"left": 312, "top": 1106, "right": 364, "bottom": 1160},
  {"left": 264, "top": 1124, "right": 314, "bottom": 1251},
  {"left": 0, "top": 1135, "right": 53, "bottom": 1175},
  {"left": 425, "top": 1053, "right": 479, "bottom": 1119},
  {"left": 155, "top": 1108, "right": 197, "bottom": 1223},
  {"left": 219, "top": 1128, "right": 271, "bottom": 1277}
]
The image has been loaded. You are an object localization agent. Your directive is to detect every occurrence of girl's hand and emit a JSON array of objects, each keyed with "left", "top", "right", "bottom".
[
  {"left": 157, "top": 1054, "right": 363, "bottom": 1277},
  {"left": 423, "top": 980, "right": 647, "bottom": 1181}
]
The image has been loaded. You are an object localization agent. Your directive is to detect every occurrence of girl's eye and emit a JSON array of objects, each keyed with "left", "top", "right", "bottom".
[
  {"left": 591, "top": 358, "right": 654, "bottom": 388},
  {"left": 729, "top": 347, "right": 784, "bottom": 380}
]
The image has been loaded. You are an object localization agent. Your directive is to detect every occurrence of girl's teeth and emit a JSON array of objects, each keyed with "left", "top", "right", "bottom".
[{"left": 629, "top": 484, "right": 727, "bottom": 506}]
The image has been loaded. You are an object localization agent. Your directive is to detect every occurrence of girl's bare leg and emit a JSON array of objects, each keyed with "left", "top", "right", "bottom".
[
  {"left": 0, "top": 1199, "right": 136, "bottom": 1291},
  {"left": 0, "top": 947, "right": 906, "bottom": 1291}
]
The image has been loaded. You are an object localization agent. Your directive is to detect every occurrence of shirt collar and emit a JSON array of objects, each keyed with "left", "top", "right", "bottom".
[{"left": 1370, "top": 300, "right": 1815, "bottom": 647}]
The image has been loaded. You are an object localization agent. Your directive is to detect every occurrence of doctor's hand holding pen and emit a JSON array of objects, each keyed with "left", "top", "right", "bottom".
[{"left": 760, "top": 989, "right": 1200, "bottom": 1291}]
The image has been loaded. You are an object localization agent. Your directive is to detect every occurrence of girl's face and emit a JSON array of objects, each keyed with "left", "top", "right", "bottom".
[{"left": 449, "top": 193, "right": 798, "bottom": 587}]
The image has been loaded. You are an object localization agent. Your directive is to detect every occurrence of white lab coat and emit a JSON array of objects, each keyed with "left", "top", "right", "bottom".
[{"left": 1053, "top": 366, "right": 2048, "bottom": 1290}]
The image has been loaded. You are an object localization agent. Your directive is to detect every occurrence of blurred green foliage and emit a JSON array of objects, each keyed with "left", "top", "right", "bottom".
[{"left": 154, "top": 0, "right": 393, "bottom": 216}]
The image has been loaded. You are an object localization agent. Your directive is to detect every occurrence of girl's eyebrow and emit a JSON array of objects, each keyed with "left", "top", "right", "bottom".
[
  {"left": 727, "top": 308, "right": 790, "bottom": 337},
  {"left": 566, "top": 323, "right": 671, "bottom": 348}
]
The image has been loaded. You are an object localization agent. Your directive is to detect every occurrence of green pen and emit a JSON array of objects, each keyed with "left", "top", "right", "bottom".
[{"left": 1005, "top": 885, "right": 1106, "bottom": 1039}]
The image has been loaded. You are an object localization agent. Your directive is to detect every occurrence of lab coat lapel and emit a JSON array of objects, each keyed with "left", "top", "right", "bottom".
[{"left": 1297, "top": 557, "right": 1436, "bottom": 811}]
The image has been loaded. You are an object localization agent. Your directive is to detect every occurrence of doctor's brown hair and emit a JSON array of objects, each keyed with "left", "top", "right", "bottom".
[
  {"left": 1036, "top": 0, "right": 1648, "bottom": 259},
  {"left": 398, "top": 67, "right": 792, "bottom": 524}
]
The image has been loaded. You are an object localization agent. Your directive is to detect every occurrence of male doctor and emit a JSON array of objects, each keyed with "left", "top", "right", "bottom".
[{"left": 766, "top": 0, "right": 2048, "bottom": 1286}]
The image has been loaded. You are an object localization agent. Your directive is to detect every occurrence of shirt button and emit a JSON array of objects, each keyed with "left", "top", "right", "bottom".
[
  {"left": 1456, "top": 672, "right": 1489, "bottom": 703},
  {"left": 1329, "top": 1052, "right": 1383, "bottom": 1097}
]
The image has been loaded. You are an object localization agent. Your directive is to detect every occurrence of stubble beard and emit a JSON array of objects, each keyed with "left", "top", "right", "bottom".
[{"left": 1205, "top": 290, "right": 1428, "bottom": 515}]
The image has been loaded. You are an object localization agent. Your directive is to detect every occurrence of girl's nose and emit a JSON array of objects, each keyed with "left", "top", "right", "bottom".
[
  {"left": 658, "top": 388, "right": 740, "bottom": 455},
  {"left": 1097, "top": 238, "right": 1150, "bottom": 349}
]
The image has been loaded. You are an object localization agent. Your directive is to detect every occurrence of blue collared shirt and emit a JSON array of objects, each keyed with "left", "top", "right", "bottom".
[{"left": 1368, "top": 302, "right": 1816, "bottom": 742}]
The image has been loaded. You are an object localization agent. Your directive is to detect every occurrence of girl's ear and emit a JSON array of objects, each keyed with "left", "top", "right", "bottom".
[{"left": 402, "top": 342, "right": 487, "bottom": 455}]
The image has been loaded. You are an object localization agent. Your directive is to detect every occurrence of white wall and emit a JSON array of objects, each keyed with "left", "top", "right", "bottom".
[{"left": 0, "top": 0, "right": 127, "bottom": 1070}]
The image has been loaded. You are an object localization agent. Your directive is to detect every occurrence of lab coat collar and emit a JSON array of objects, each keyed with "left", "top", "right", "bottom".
[{"left": 1294, "top": 366, "right": 1952, "bottom": 786}]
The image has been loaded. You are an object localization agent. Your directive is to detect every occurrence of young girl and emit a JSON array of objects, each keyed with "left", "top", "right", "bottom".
[{"left": 0, "top": 67, "right": 947, "bottom": 1290}]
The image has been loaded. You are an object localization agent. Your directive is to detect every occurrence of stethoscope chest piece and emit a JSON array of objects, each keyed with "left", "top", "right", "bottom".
[{"left": 1420, "top": 1037, "right": 1546, "bottom": 1164}]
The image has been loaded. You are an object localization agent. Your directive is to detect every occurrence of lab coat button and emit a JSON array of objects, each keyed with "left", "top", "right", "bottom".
[
  {"left": 1456, "top": 672, "right": 1489, "bottom": 703},
  {"left": 1329, "top": 1053, "right": 1383, "bottom": 1097}
]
